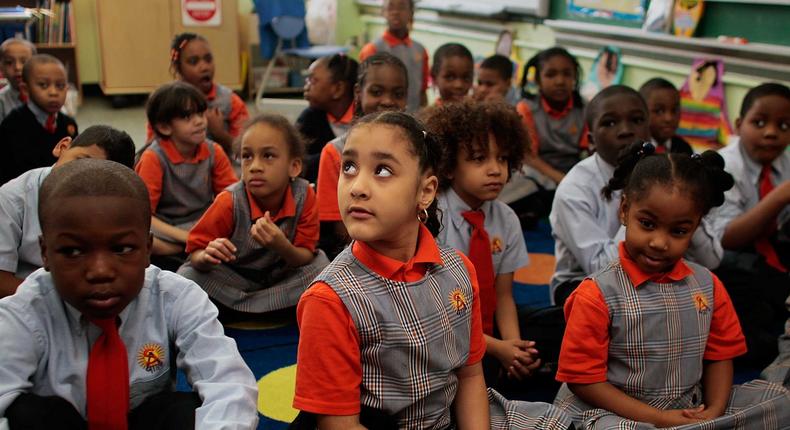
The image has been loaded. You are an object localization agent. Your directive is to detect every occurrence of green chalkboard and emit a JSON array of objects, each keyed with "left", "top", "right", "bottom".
[{"left": 549, "top": 0, "right": 790, "bottom": 45}]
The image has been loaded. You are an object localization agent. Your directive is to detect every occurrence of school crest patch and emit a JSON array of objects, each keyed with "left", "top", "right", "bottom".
[
  {"left": 449, "top": 288, "right": 468, "bottom": 314},
  {"left": 491, "top": 237, "right": 503, "bottom": 254},
  {"left": 137, "top": 343, "right": 165, "bottom": 373},
  {"left": 693, "top": 292, "right": 710, "bottom": 312},
  {"left": 67, "top": 124, "right": 76, "bottom": 136}
]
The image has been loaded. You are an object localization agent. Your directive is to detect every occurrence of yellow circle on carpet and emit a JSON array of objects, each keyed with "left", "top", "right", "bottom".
[
  {"left": 513, "top": 253, "right": 556, "bottom": 285},
  {"left": 258, "top": 365, "right": 299, "bottom": 423},
  {"left": 225, "top": 319, "right": 290, "bottom": 330}
]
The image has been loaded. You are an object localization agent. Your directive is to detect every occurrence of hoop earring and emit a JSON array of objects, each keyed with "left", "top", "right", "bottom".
[{"left": 417, "top": 208, "right": 429, "bottom": 223}]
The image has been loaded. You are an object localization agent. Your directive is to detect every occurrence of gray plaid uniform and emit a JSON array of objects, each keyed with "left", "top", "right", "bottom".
[
  {"left": 555, "top": 260, "right": 790, "bottom": 429},
  {"left": 317, "top": 245, "right": 572, "bottom": 429},
  {"left": 178, "top": 179, "right": 328, "bottom": 312}
]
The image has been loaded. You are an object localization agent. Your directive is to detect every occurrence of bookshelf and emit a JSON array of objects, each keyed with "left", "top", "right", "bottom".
[{"left": 0, "top": 0, "right": 80, "bottom": 99}]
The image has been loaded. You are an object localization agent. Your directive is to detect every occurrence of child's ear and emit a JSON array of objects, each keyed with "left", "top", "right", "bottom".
[
  {"left": 618, "top": 195, "right": 628, "bottom": 226},
  {"left": 51, "top": 137, "right": 73, "bottom": 158},
  {"left": 154, "top": 122, "right": 172, "bottom": 137},
  {"left": 734, "top": 117, "right": 742, "bottom": 135},
  {"left": 353, "top": 83, "right": 362, "bottom": 103},
  {"left": 289, "top": 157, "right": 303, "bottom": 179},
  {"left": 418, "top": 174, "right": 439, "bottom": 210},
  {"left": 38, "top": 235, "right": 49, "bottom": 271},
  {"left": 331, "top": 81, "right": 346, "bottom": 101}
]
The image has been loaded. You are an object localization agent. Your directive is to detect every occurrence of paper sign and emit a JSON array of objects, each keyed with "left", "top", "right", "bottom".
[{"left": 182, "top": 0, "right": 221, "bottom": 27}]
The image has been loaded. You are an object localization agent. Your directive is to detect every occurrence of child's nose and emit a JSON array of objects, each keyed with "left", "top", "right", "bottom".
[
  {"left": 85, "top": 253, "right": 116, "bottom": 283},
  {"left": 348, "top": 174, "right": 370, "bottom": 199},
  {"left": 649, "top": 234, "right": 668, "bottom": 251}
]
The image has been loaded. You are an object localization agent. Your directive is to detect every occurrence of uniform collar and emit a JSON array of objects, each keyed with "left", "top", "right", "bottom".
[
  {"left": 206, "top": 83, "right": 217, "bottom": 101},
  {"left": 245, "top": 183, "right": 295, "bottom": 222},
  {"left": 444, "top": 187, "right": 492, "bottom": 232},
  {"left": 63, "top": 299, "right": 132, "bottom": 336},
  {"left": 540, "top": 96, "right": 574, "bottom": 119},
  {"left": 352, "top": 223, "right": 443, "bottom": 280},
  {"left": 327, "top": 101, "right": 355, "bottom": 125},
  {"left": 27, "top": 100, "right": 56, "bottom": 127},
  {"left": 736, "top": 139, "right": 779, "bottom": 188},
  {"left": 618, "top": 242, "right": 693, "bottom": 288},
  {"left": 382, "top": 29, "right": 412, "bottom": 47},
  {"left": 158, "top": 138, "right": 210, "bottom": 164}
]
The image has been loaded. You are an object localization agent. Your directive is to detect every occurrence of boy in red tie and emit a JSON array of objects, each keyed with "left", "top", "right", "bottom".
[
  {"left": 0, "top": 159, "right": 258, "bottom": 429},
  {"left": 0, "top": 54, "right": 78, "bottom": 185},
  {"left": 0, "top": 38, "right": 36, "bottom": 122}
]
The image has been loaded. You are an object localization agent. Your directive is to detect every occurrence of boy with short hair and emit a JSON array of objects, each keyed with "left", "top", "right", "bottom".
[
  {"left": 0, "top": 125, "right": 135, "bottom": 297},
  {"left": 473, "top": 54, "right": 516, "bottom": 105},
  {"left": 0, "top": 38, "right": 36, "bottom": 122},
  {"left": 0, "top": 158, "right": 258, "bottom": 429},
  {"left": 0, "top": 54, "right": 78, "bottom": 185},
  {"left": 359, "top": 0, "right": 428, "bottom": 112},
  {"left": 638, "top": 77, "right": 693, "bottom": 155}
]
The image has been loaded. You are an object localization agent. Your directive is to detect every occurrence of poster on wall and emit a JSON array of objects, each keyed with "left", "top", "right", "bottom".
[
  {"left": 568, "top": 0, "right": 647, "bottom": 22},
  {"left": 182, "top": 0, "right": 222, "bottom": 27}
]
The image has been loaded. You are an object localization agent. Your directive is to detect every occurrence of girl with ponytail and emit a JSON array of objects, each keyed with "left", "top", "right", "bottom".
[{"left": 554, "top": 141, "right": 790, "bottom": 429}]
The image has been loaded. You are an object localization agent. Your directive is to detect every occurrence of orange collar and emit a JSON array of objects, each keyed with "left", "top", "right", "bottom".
[
  {"left": 205, "top": 83, "right": 217, "bottom": 101},
  {"left": 541, "top": 96, "right": 574, "bottom": 120},
  {"left": 434, "top": 98, "right": 444, "bottom": 106},
  {"left": 618, "top": 242, "right": 693, "bottom": 287},
  {"left": 352, "top": 223, "right": 443, "bottom": 280},
  {"left": 246, "top": 183, "right": 295, "bottom": 222},
  {"left": 382, "top": 29, "right": 412, "bottom": 48},
  {"left": 327, "top": 101, "right": 355, "bottom": 125},
  {"left": 158, "top": 138, "right": 210, "bottom": 164}
]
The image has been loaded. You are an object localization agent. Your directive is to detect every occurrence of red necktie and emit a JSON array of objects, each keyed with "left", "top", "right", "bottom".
[
  {"left": 86, "top": 318, "right": 129, "bottom": 430},
  {"left": 18, "top": 91, "right": 27, "bottom": 103},
  {"left": 654, "top": 142, "right": 666, "bottom": 154},
  {"left": 45, "top": 113, "right": 56, "bottom": 133},
  {"left": 462, "top": 210, "right": 496, "bottom": 335},
  {"left": 755, "top": 165, "right": 787, "bottom": 272}
]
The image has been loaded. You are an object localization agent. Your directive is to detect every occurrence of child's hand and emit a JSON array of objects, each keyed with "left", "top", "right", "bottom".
[
  {"left": 250, "top": 212, "right": 288, "bottom": 251},
  {"left": 495, "top": 339, "right": 540, "bottom": 380},
  {"left": 205, "top": 107, "right": 224, "bottom": 136},
  {"left": 199, "top": 238, "right": 237, "bottom": 265},
  {"left": 681, "top": 404, "right": 724, "bottom": 421},
  {"left": 653, "top": 407, "right": 704, "bottom": 427},
  {"left": 773, "top": 180, "right": 790, "bottom": 205}
]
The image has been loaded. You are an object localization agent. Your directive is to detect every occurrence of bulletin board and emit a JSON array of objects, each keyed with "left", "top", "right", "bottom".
[{"left": 567, "top": 0, "right": 647, "bottom": 21}]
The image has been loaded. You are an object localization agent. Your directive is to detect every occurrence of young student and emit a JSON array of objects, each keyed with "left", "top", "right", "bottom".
[
  {"left": 710, "top": 82, "right": 790, "bottom": 367},
  {"left": 431, "top": 42, "right": 474, "bottom": 105},
  {"left": 0, "top": 54, "right": 78, "bottom": 185},
  {"left": 0, "top": 159, "right": 258, "bottom": 429},
  {"left": 639, "top": 77, "right": 693, "bottom": 155},
  {"left": 550, "top": 86, "right": 722, "bottom": 307},
  {"left": 292, "top": 111, "right": 572, "bottom": 429},
  {"left": 316, "top": 52, "right": 408, "bottom": 259},
  {"left": 358, "top": 0, "right": 428, "bottom": 112},
  {"left": 177, "top": 114, "right": 329, "bottom": 317},
  {"left": 146, "top": 33, "right": 249, "bottom": 157},
  {"left": 296, "top": 53, "right": 358, "bottom": 183},
  {"left": 0, "top": 38, "right": 35, "bottom": 122},
  {"left": 0, "top": 125, "right": 135, "bottom": 298},
  {"left": 473, "top": 54, "right": 516, "bottom": 105},
  {"left": 517, "top": 47, "right": 587, "bottom": 185},
  {"left": 423, "top": 100, "right": 539, "bottom": 388},
  {"left": 135, "top": 81, "right": 237, "bottom": 264},
  {"left": 554, "top": 142, "right": 790, "bottom": 429}
]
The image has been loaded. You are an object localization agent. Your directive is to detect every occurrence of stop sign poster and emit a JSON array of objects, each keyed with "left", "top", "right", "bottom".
[{"left": 182, "top": 0, "right": 222, "bottom": 27}]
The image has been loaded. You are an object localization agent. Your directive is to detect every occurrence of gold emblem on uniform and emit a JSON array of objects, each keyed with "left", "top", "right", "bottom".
[
  {"left": 137, "top": 343, "right": 165, "bottom": 373},
  {"left": 449, "top": 288, "right": 468, "bottom": 314}
]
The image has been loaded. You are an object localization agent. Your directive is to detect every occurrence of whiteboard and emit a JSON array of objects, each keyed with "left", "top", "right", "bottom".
[{"left": 415, "top": 0, "right": 550, "bottom": 18}]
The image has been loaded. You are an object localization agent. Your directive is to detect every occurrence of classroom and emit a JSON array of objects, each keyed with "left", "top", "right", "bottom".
[{"left": 0, "top": 0, "right": 789, "bottom": 429}]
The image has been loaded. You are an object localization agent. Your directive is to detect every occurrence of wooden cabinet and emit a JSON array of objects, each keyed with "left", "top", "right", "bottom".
[{"left": 96, "top": 0, "right": 242, "bottom": 95}]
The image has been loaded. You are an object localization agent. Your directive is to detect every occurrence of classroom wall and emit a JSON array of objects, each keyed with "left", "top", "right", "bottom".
[{"left": 356, "top": 5, "right": 768, "bottom": 125}]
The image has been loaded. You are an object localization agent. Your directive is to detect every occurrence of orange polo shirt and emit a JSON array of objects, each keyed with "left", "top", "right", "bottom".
[
  {"left": 135, "top": 139, "right": 237, "bottom": 212},
  {"left": 327, "top": 101, "right": 354, "bottom": 129},
  {"left": 516, "top": 96, "right": 589, "bottom": 155},
  {"left": 185, "top": 183, "right": 319, "bottom": 253},
  {"left": 316, "top": 140, "right": 343, "bottom": 221},
  {"left": 556, "top": 243, "right": 747, "bottom": 384},
  {"left": 359, "top": 30, "right": 430, "bottom": 92},
  {"left": 293, "top": 223, "right": 486, "bottom": 415},
  {"left": 145, "top": 82, "right": 249, "bottom": 142}
]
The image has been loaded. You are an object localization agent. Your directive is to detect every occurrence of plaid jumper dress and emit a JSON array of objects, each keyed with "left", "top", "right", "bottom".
[
  {"left": 318, "top": 245, "right": 572, "bottom": 429},
  {"left": 554, "top": 260, "right": 790, "bottom": 429},
  {"left": 148, "top": 139, "right": 216, "bottom": 241},
  {"left": 178, "top": 179, "right": 329, "bottom": 312}
]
